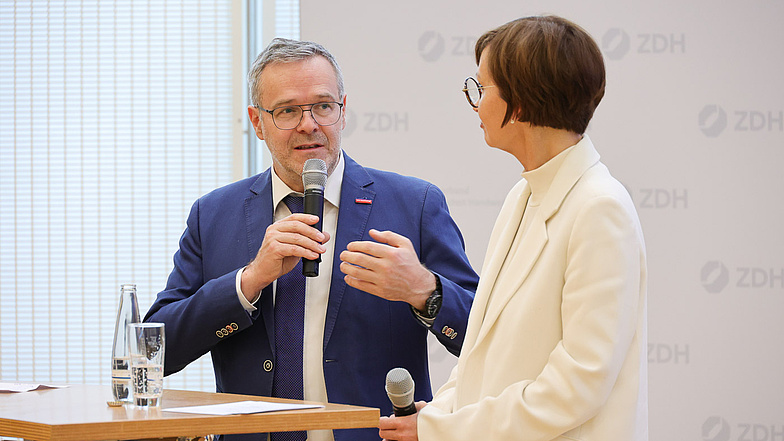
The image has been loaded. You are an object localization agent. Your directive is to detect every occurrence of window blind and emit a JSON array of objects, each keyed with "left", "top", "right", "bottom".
[
  {"left": 275, "top": 0, "right": 300, "bottom": 39},
  {"left": 0, "top": 0, "right": 237, "bottom": 392}
]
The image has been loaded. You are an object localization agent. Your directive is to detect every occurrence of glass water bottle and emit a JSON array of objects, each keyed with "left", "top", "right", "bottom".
[{"left": 111, "top": 283, "right": 140, "bottom": 402}]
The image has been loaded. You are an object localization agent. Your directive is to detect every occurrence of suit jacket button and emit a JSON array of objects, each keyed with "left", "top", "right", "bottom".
[
  {"left": 216, "top": 329, "right": 225, "bottom": 338},
  {"left": 442, "top": 326, "right": 454, "bottom": 337},
  {"left": 230, "top": 322, "right": 239, "bottom": 331},
  {"left": 263, "top": 360, "right": 273, "bottom": 372}
]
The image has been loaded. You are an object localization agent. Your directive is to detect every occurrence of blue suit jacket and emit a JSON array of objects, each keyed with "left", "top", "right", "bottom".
[{"left": 145, "top": 154, "right": 478, "bottom": 440}]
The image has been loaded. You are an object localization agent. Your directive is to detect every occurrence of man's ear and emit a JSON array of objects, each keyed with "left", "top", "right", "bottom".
[
  {"left": 340, "top": 94, "right": 348, "bottom": 130},
  {"left": 248, "top": 105, "right": 265, "bottom": 140}
]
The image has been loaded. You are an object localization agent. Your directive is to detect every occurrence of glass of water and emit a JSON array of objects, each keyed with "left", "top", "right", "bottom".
[{"left": 127, "top": 322, "right": 165, "bottom": 407}]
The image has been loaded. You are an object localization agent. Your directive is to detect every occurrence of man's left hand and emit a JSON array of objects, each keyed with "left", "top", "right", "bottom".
[{"left": 340, "top": 229, "right": 435, "bottom": 311}]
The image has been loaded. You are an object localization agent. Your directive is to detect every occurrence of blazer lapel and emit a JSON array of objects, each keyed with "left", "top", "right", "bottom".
[
  {"left": 323, "top": 154, "right": 375, "bottom": 350},
  {"left": 470, "top": 186, "right": 550, "bottom": 350},
  {"left": 465, "top": 136, "right": 601, "bottom": 353},
  {"left": 244, "top": 170, "right": 276, "bottom": 351},
  {"left": 461, "top": 181, "right": 531, "bottom": 350},
  {"left": 475, "top": 215, "right": 548, "bottom": 345}
]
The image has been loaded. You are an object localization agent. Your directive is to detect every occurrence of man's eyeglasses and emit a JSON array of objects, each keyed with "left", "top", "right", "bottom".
[
  {"left": 257, "top": 101, "right": 344, "bottom": 130},
  {"left": 462, "top": 77, "right": 496, "bottom": 108}
]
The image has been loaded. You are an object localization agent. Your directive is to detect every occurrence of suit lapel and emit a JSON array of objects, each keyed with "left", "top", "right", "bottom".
[
  {"left": 469, "top": 183, "right": 530, "bottom": 323},
  {"left": 472, "top": 214, "right": 548, "bottom": 348},
  {"left": 244, "top": 170, "right": 276, "bottom": 351},
  {"left": 324, "top": 154, "right": 375, "bottom": 350},
  {"left": 467, "top": 182, "right": 549, "bottom": 350},
  {"left": 465, "top": 136, "right": 601, "bottom": 353},
  {"left": 243, "top": 156, "right": 380, "bottom": 354}
]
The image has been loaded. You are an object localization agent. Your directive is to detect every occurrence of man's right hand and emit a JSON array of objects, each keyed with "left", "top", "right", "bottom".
[{"left": 240, "top": 213, "right": 329, "bottom": 302}]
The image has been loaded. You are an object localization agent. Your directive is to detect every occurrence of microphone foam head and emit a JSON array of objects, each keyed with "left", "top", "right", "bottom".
[
  {"left": 302, "top": 158, "right": 327, "bottom": 191},
  {"left": 385, "top": 367, "right": 415, "bottom": 408}
]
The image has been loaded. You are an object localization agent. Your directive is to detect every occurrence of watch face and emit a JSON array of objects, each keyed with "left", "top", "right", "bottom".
[
  {"left": 425, "top": 274, "right": 443, "bottom": 318},
  {"left": 426, "top": 294, "right": 442, "bottom": 317}
]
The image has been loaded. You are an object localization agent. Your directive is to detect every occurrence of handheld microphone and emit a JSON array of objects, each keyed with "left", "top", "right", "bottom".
[
  {"left": 302, "top": 158, "right": 327, "bottom": 277},
  {"left": 386, "top": 367, "right": 417, "bottom": 417}
]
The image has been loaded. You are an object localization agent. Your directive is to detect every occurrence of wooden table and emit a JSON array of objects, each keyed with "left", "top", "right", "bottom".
[{"left": 0, "top": 384, "right": 379, "bottom": 441}]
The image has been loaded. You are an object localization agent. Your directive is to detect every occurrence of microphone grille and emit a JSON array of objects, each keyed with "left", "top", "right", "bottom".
[
  {"left": 385, "top": 367, "right": 414, "bottom": 395},
  {"left": 302, "top": 158, "right": 327, "bottom": 190}
]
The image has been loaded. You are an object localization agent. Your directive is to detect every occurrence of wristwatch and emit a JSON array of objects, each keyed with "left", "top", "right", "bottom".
[{"left": 421, "top": 273, "right": 443, "bottom": 319}]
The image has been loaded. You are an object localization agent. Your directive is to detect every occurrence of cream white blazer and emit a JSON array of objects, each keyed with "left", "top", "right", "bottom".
[{"left": 418, "top": 137, "right": 648, "bottom": 440}]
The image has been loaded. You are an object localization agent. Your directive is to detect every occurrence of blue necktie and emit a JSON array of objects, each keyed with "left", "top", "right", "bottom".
[{"left": 272, "top": 195, "right": 307, "bottom": 441}]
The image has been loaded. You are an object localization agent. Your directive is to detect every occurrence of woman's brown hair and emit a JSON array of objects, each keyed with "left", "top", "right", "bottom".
[{"left": 475, "top": 16, "right": 606, "bottom": 134}]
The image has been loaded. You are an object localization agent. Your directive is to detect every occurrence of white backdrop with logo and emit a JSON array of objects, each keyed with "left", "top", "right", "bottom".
[{"left": 301, "top": 0, "right": 784, "bottom": 439}]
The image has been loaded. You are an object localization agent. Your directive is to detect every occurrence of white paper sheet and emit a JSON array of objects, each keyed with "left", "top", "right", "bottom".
[
  {"left": 0, "top": 382, "right": 70, "bottom": 393},
  {"left": 163, "top": 400, "right": 324, "bottom": 416}
]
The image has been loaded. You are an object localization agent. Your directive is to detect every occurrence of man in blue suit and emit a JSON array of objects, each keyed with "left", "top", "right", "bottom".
[{"left": 145, "top": 38, "right": 478, "bottom": 441}]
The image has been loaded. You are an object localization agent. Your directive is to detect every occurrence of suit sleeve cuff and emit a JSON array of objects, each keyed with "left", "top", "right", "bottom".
[
  {"left": 411, "top": 305, "right": 436, "bottom": 328},
  {"left": 236, "top": 266, "right": 260, "bottom": 312}
]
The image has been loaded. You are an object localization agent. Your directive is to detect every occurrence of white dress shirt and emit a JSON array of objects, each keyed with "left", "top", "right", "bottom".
[{"left": 235, "top": 152, "right": 345, "bottom": 441}]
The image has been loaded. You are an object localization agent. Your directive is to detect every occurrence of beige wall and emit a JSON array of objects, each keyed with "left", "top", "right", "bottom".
[{"left": 302, "top": 1, "right": 784, "bottom": 438}]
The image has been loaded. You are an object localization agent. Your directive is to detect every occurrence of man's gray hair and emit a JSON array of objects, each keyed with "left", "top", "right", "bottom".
[{"left": 248, "top": 38, "right": 345, "bottom": 107}]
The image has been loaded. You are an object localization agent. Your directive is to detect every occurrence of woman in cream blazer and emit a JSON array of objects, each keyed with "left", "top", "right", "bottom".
[{"left": 379, "top": 16, "right": 647, "bottom": 441}]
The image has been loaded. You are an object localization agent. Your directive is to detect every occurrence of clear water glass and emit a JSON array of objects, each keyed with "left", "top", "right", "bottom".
[{"left": 127, "top": 322, "right": 165, "bottom": 407}]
